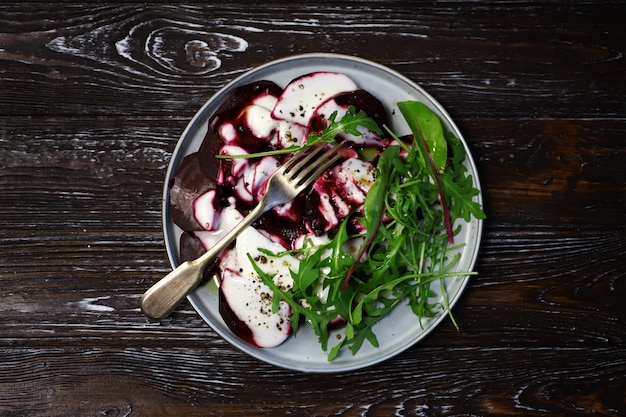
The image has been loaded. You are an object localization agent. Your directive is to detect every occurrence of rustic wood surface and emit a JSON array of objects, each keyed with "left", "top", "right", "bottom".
[{"left": 1, "top": 2, "right": 624, "bottom": 416}]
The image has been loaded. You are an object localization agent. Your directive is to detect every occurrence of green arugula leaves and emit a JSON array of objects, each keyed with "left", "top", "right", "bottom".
[{"left": 248, "top": 101, "right": 485, "bottom": 360}]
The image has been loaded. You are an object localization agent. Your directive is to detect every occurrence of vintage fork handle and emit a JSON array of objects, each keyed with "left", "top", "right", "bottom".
[{"left": 140, "top": 200, "right": 269, "bottom": 320}]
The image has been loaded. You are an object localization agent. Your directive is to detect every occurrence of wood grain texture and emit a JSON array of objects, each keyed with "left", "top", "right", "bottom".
[
  {"left": 1, "top": 346, "right": 624, "bottom": 417},
  {"left": 0, "top": 3, "right": 624, "bottom": 118},
  {"left": 1, "top": 2, "right": 625, "bottom": 416}
]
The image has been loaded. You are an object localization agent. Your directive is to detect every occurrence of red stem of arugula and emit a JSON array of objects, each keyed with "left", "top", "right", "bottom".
[
  {"left": 421, "top": 138, "right": 454, "bottom": 244},
  {"left": 341, "top": 221, "right": 382, "bottom": 292}
]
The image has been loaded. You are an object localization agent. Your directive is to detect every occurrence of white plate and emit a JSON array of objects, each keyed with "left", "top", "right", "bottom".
[{"left": 162, "top": 53, "right": 483, "bottom": 372}]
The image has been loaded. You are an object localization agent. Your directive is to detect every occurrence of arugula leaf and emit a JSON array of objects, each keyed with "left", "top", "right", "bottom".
[
  {"left": 216, "top": 145, "right": 301, "bottom": 159},
  {"left": 397, "top": 101, "right": 447, "bottom": 171},
  {"left": 306, "top": 105, "right": 383, "bottom": 146},
  {"left": 442, "top": 134, "right": 487, "bottom": 222}
]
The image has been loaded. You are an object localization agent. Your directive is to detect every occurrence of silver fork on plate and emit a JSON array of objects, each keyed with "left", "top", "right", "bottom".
[{"left": 141, "top": 141, "right": 351, "bottom": 320}]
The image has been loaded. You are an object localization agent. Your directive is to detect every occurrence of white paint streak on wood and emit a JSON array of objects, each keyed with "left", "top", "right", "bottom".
[{"left": 78, "top": 296, "right": 115, "bottom": 313}]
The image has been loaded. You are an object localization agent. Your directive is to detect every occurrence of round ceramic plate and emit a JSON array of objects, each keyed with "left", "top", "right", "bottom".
[{"left": 162, "top": 53, "right": 483, "bottom": 372}]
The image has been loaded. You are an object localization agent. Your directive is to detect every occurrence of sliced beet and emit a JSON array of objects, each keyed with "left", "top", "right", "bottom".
[
  {"left": 271, "top": 72, "right": 358, "bottom": 125},
  {"left": 169, "top": 153, "right": 217, "bottom": 231},
  {"left": 212, "top": 80, "right": 283, "bottom": 129},
  {"left": 334, "top": 89, "right": 389, "bottom": 128},
  {"left": 219, "top": 286, "right": 258, "bottom": 347},
  {"left": 179, "top": 231, "right": 206, "bottom": 261}
]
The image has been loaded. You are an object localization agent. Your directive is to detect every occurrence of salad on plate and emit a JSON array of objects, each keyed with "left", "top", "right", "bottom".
[{"left": 167, "top": 69, "right": 485, "bottom": 361}]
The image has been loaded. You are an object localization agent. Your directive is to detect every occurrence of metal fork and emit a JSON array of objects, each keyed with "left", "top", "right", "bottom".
[{"left": 141, "top": 141, "right": 351, "bottom": 320}]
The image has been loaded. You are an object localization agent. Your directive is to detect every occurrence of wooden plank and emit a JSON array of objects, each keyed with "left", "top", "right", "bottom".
[
  {"left": 0, "top": 4, "right": 624, "bottom": 118},
  {"left": 462, "top": 118, "right": 626, "bottom": 225},
  {"left": 0, "top": 346, "right": 624, "bottom": 416}
]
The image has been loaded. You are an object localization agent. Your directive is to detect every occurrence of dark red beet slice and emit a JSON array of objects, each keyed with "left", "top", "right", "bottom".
[
  {"left": 334, "top": 89, "right": 390, "bottom": 129},
  {"left": 169, "top": 153, "right": 217, "bottom": 231},
  {"left": 178, "top": 231, "right": 206, "bottom": 262}
]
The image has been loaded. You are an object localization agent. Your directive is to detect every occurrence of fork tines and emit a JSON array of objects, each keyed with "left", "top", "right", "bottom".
[{"left": 284, "top": 141, "right": 353, "bottom": 186}]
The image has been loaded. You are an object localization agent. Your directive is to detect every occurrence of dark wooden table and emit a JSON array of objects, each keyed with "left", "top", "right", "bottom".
[{"left": 1, "top": 2, "right": 624, "bottom": 416}]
